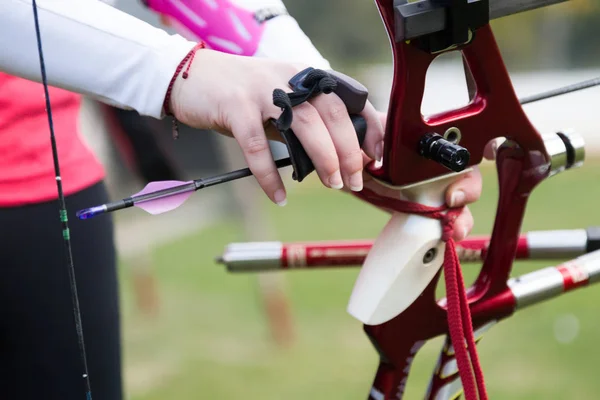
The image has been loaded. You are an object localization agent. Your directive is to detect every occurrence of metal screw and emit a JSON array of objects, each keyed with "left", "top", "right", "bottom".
[
  {"left": 423, "top": 248, "right": 438, "bottom": 264},
  {"left": 444, "top": 127, "right": 462, "bottom": 144}
]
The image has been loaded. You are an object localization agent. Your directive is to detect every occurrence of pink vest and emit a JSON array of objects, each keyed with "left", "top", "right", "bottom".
[{"left": 0, "top": 73, "right": 105, "bottom": 206}]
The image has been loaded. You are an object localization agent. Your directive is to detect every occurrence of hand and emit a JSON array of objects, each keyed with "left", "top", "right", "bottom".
[
  {"left": 168, "top": 49, "right": 385, "bottom": 206},
  {"left": 352, "top": 112, "right": 495, "bottom": 242}
]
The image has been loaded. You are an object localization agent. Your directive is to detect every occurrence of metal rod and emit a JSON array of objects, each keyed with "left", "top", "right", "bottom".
[
  {"left": 509, "top": 249, "right": 600, "bottom": 310},
  {"left": 218, "top": 229, "right": 598, "bottom": 272},
  {"left": 519, "top": 76, "right": 600, "bottom": 105}
]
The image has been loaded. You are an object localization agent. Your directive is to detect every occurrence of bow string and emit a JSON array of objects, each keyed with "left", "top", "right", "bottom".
[{"left": 31, "top": 1, "right": 93, "bottom": 398}]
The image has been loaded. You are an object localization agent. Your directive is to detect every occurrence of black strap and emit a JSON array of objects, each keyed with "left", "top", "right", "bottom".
[{"left": 272, "top": 68, "right": 338, "bottom": 132}]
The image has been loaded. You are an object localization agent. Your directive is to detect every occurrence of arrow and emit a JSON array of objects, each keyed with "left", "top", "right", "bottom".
[
  {"left": 76, "top": 158, "right": 292, "bottom": 220},
  {"left": 76, "top": 67, "right": 370, "bottom": 221}
]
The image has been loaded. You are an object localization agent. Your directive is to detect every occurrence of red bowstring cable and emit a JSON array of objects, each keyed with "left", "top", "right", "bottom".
[{"left": 357, "top": 188, "right": 488, "bottom": 400}]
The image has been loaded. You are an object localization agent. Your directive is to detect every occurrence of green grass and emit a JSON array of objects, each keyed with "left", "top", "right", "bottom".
[{"left": 118, "top": 160, "right": 600, "bottom": 400}]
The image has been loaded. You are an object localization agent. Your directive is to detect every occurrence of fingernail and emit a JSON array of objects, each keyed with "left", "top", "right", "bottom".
[
  {"left": 375, "top": 141, "right": 384, "bottom": 162},
  {"left": 449, "top": 190, "right": 465, "bottom": 207},
  {"left": 328, "top": 171, "right": 343, "bottom": 190},
  {"left": 492, "top": 140, "right": 498, "bottom": 158},
  {"left": 274, "top": 189, "right": 287, "bottom": 206},
  {"left": 457, "top": 226, "right": 469, "bottom": 242},
  {"left": 349, "top": 171, "right": 363, "bottom": 192}
]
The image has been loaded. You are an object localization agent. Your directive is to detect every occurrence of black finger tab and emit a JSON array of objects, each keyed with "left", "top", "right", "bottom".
[
  {"left": 280, "top": 114, "right": 368, "bottom": 182},
  {"left": 275, "top": 67, "right": 370, "bottom": 182}
]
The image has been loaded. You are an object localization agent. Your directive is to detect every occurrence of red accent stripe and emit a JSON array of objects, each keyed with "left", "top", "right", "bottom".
[
  {"left": 281, "top": 246, "right": 288, "bottom": 269},
  {"left": 459, "top": 235, "right": 529, "bottom": 260},
  {"left": 282, "top": 241, "right": 373, "bottom": 267},
  {"left": 557, "top": 262, "right": 589, "bottom": 291},
  {"left": 515, "top": 236, "right": 530, "bottom": 259}
]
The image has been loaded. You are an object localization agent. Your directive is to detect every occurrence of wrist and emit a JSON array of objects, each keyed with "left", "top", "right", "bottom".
[
  {"left": 163, "top": 42, "right": 205, "bottom": 116},
  {"left": 163, "top": 42, "right": 206, "bottom": 138}
]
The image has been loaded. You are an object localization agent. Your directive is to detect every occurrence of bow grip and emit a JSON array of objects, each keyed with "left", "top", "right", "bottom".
[
  {"left": 347, "top": 174, "right": 462, "bottom": 325},
  {"left": 280, "top": 68, "right": 369, "bottom": 182}
]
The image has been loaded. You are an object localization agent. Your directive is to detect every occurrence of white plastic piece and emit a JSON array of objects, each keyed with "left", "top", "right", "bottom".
[{"left": 347, "top": 174, "right": 461, "bottom": 325}]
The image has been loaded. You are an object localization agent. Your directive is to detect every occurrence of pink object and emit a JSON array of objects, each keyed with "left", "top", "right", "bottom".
[
  {"left": 134, "top": 180, "right": 195, "bottom": 215},
  {"left": 0, "top": 73, "right": 105, "bottom": 207},
  {"left": 145, "top": 0, "right": 266, "bottom": 56}
]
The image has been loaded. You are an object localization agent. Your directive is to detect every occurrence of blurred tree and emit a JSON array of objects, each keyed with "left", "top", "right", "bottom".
[
  {"left": 567, "top": 0, "right": 598, "bottom": 12},
  {"left": 565, "top": 0, "right": 600, "bottom": 67},
  {"left": 284, "top": 0, "right": 390, "bottom": 70}
]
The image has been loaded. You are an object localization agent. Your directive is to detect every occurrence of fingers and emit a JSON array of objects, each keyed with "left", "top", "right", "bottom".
[
  {"left": 359, "top": 102, "right": 386, "bottom": 162},
  {"left": 230, "top": 109, "right": 287, "bottom": 206},
  {"left": 445, "top": 166, "right": 483, "bottom": 208},
  {"left": 378, "top": 111, "right": 387, "bottom": 131},
  {"left": 309, "top": 94, "right": 364, "bottom": 191},
  {"left": 284, "top": 101, "right": 345, "bottom": 189},
  {"left": 445, "top": 167, "right": 481, "bottom": 241},
  {"left": 453, "top": 206, "right": 474, "bottom": 242},
  {"left": 484, "top": 138, "right": 504, "bottom": 160},
  {"left": 287, "top": 95, "right": 384, "bottom": 192}
]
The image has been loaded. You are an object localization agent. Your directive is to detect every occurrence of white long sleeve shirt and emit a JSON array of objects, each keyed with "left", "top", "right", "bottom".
[{"left": 0, "top": 0, "right": 331, "bottom": 119}]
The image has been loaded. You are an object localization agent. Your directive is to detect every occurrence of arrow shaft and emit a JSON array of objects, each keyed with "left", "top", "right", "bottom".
[
  {"left": 77, "top": 158, "right": 293, "bottom": 219},
  {"left": 196, "top": 158, "right": 293, "bottom": 189}
]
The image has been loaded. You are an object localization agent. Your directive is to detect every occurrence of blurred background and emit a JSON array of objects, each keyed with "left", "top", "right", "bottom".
[{"left": 79, "top": 0, "right": 600, "bottom": 398}]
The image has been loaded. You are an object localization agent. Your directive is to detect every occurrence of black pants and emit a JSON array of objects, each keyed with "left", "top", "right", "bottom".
[{"left": 0, "top": 182, "right": 122, "bottom": 399}]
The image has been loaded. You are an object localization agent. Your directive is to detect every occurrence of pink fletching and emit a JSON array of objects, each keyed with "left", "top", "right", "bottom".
[
  {"left": 135, "top": 180, "right": 191, "bottom": 196},
  {"left": 134, "top": 180, "right": 195, "bottom": 215}
]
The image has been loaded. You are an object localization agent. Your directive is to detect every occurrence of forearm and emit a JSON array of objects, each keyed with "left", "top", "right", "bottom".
[
  {"left": 145, "top": 0, "right": 331, "bottom": 69},
  {"left": 1, "top": 0, "right": 197, "bottom": 119},
  {"left": 255, "top": 12, "right": 331, "bottom": 69}
]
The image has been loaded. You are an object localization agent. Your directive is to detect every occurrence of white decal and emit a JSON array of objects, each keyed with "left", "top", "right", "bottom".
[
  {"left": 370, "top": 387, "right": 384, "bottom": 400},
  {"left": 562, "top": 261, "right": 589, "bottom": 284},
  {"left": 287, "top": 245, "right": 306, "bottom": 268}
]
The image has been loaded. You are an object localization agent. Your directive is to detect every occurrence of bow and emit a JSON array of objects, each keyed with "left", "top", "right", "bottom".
[
  {"left": 343, "top": 0, "right": 584, "bottom": 398},
  {"left": 341, "top": 0, "right": 591, "bottom": 399},
  {"left": 29, "top": 0, "right": 600, "bottom": 399},
  {"left": 30, "top": 0, "right": 93, "bottom": 398},
  {"left": 215, "top": 0, "right": 598, "bottom": 398}
]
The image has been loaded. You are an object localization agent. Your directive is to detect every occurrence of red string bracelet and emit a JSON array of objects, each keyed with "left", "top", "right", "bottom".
[
  {"left": 355, "top": 188, "right": 489, "bottom": 400},
  {"left": 162, "top": 42, "right": 206, "bottom": 139}
]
